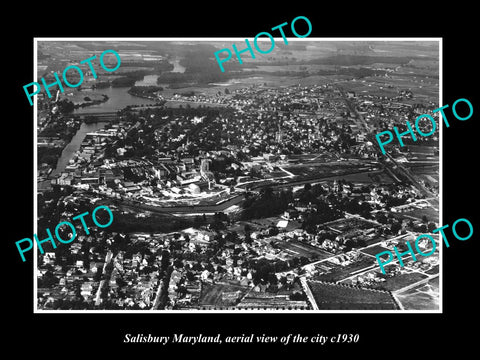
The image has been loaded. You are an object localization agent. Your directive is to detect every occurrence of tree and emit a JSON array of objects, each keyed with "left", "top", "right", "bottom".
[
  {"left": 244, "top": 232, "right": 252, "bottom": 244},
  {"left": 94, "top": 266, "right": 103, "bottom": 282},
  {"left": 357, "top": 239, "right": 367, "bottom": 248},
  {"left": 390, "top": 221, "right": 402, "bottom": 234},
  {"left": 38, "top": 271, "right": 59, "bottom": 288},
  {"left": 375, "top": 212, "right": 388, "bottom": 224},
  {"left": 186, "top": 271, "right": 196, "bottom": 282},
  {"left": 268, "top": 227, "right": 279, "bottom": 236},
  {"left": 299, "top": 256, "right": 310, "bottom": 265},
  {"left": 56, "top": 99, "right": 75, "bottom": 114},
  {"left": 290, "top": 291, "right": 306, "bottom": 301},
  {"left": 174, "top": 259, "right": 184, "bottom": 268},
  {"left": 226, "top": 231, "right": 239, "bottom": 244},
  {"left": 194, "top": 215, "right": 203, "bottom": 226},
  {"left": 160, "top": 250, "right": 170, "bottom": 271},
  {"left": 344, "top": 239, "right": 355, "bottom": 251},
  {"left": 116, "top": 277, "right": 127, "bottom": 288},
  {"left": 267, "top": 273, "right": 278, "bottom": 285},
  {"left": 249, "top": 167, "right": 261, "bottom": 179}
]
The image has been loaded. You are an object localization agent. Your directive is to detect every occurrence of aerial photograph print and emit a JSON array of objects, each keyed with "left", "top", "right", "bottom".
[{"left": 33, "top": 39, "right": 441, "bottom": 312}]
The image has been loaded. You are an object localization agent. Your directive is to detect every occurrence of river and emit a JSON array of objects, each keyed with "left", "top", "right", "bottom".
[
  {"left": 50, "top": 54, "right": 257, "bottom": 180},
  {"left": 73, "top": 86, "right": 159, "bottom": 114},
  {"left": 73, "top": 58, "right": 186, "bottom": 114},
  {"left": 52, "top": 121, "right": 109, "bottom": 176},
  {"left": 52, "top": 57, "right": 216, "bottom": 180},
  {"left": 55, "top": 59, "right": 187, "bottom": 176}
]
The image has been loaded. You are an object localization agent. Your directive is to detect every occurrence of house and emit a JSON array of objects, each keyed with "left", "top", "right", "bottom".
[
  {"left": 57, "top": 173, "right": 75, "bottom": 185},
  {"left": 43, "top": 252, "right": 56, "bottom": 265},
  {"left": 80, "top": 282, "right": 94, "bottom": 298},
  {"left": 276, "top": 220, "right": 289, "bottom": 229},
  {"left": 282, "top": 209, "right": 299, "bottom": 220},
  {"left": 181, "top": 227, "right": 214, "bottom": 244}
]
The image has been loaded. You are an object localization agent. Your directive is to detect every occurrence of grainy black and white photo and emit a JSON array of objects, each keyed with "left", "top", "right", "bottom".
[{"left": 35, "top": 39, "right": 440, "bottom": 312}]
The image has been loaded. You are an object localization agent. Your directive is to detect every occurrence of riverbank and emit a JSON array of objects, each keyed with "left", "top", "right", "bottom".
[
  {"left": 73, "top": 94, "right": 109, "bottom": 109},
  {"left": 46, "top": 121, "right": 110, "bottom": 178},
  {"left": 127, "top": 86, "right": 164, "bottom": 101}
]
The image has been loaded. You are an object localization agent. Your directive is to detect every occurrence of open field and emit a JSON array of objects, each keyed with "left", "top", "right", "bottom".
[
  {"left": 337, "top": 79, "right": 400, "bottom": 97},
  {"left": 59, "top": 90, "right": 107, "bottom": 105},
  {"left": 363, "top": 235, "right": 387, "bottom": 247},
  {"left": 337, "top": 71, "right": 438, "bottom": 99},
  {"left": 402, "top": 207, "right": 439, "bottom": 221},
  {"left": 324, "top": 217, "right": 379, "bottom": 232},
  {"left": 372, "top": 271, "right": 428, "bottom": 292},
  {"left": 394, "top": 276, "right": 439, "bottom": 310},
  {"left": 361, "top": 244, "right": 390, "bottom": 256},
  {"left": 275, "top": 239, "right": 332, "bottom": 260},
  {"left": 249, "top": 217, "right": 302, "bottom": 232}
]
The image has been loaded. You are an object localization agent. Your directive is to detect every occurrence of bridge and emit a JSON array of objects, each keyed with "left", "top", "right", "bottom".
[{"left": 74, "top": 111, "right": 119, "bottom": 122}]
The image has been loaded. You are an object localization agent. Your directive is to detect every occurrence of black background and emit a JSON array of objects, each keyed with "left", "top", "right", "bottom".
[{"left": 5, "top": 4, "right": 478, "bottom": 356}]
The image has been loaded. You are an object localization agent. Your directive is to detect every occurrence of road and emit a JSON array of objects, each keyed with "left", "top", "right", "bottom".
[
  {"left": 392, "top": 274, "right": 438, "bottom": 295},
  {"left": 94, "top": 251, "right": 113, "bottom": 306},
  {"left": 299, "top": 277, "right": 319, "bottom": 310},
  {"left": 74, "top": 111, "right": 119, "bottom": 122},
  {"left": 335, "top": 84, "right": 436, "bottom": 198},
  {"left": 335, "top": 85, "right": 371, "bottom": 133}
]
